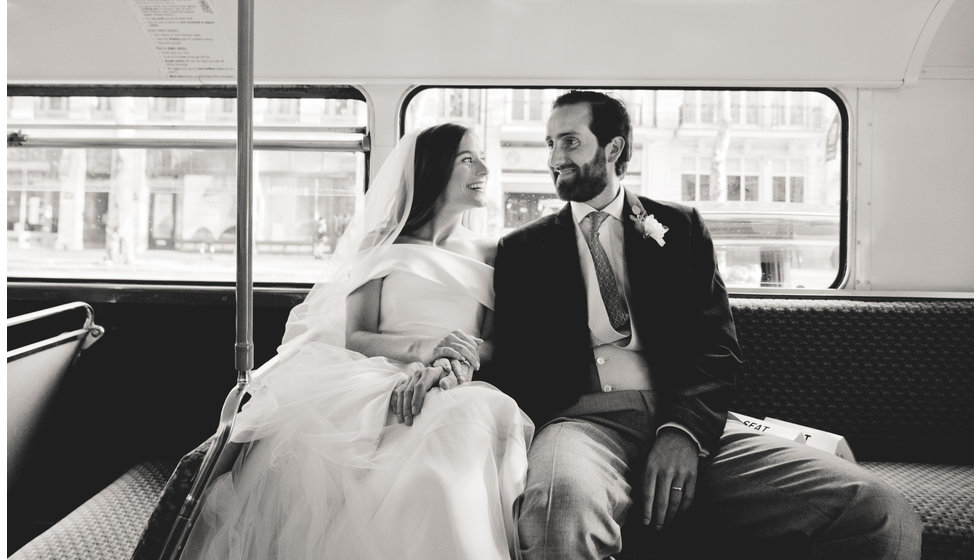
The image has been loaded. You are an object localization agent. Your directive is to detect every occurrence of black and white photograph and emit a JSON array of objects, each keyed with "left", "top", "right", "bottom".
[{"left": 5, "top": 1, "right": 973, "bottom": 559}]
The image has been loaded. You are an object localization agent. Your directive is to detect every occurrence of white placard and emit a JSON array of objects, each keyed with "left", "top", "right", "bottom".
[
  {"left": 125, "top": 0, "right": 235, "bottom": 80},
  {"left": 728, "top": 412, "right": 807, "bottom": 443},
  {"left": 764, "top": 417, "right": 857, "bottom": 463}
]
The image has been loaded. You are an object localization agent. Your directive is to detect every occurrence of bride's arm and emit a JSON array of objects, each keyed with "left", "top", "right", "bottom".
[
  {"left": 346, "top": 278, "right": 481, "bottom": 426},
  {"left": 345, "top": 278, "right": 482, "bottom": 367},
  {"left": 475, "top": 237, "right": 496, "bottom": 365},
  {"left": 345, "top": 278, "right": 427, "bottom": 363},
  {"left": 478, "top": 308, "right": 494, "bottom": 365}
]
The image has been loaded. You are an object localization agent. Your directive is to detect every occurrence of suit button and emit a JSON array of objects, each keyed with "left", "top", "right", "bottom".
[
  {"left": 596, "top": 357, "right": 606, "bottom": 365},
  {"left": 602, "top": 385, "right": 613, "bottom": 392}
]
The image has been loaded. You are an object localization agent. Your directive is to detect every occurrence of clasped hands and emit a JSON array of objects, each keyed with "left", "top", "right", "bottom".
[{"left": 390, "top": 330, "right": 482, "bottom": 426}]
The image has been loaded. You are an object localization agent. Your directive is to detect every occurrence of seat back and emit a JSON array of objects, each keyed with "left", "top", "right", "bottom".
[
  {"left": 730, "top": 297, "right": 973, "bottom": 464},
  {"left": 7, "top": 302, "right": 104, "bottom": 488}
]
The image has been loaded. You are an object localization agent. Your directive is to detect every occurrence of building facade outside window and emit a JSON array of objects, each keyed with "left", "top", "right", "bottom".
[{"left": 6, "top": 88, "right": 368, "bottom": 283}]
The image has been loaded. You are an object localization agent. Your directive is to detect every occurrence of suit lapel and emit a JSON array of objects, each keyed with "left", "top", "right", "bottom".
[
  {"left": 622, "top": 189, "right": 661, "bottom": 286},
  {"left": 621, "top": 189, "right": 668, "bottom": 348},
  {"left": 551, "top": 204, "right": 590, "bottom": 326}
]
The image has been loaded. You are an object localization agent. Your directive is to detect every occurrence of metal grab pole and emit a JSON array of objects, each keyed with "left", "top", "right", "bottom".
[
  {"left": 158, "top": 4, "right": 255, "bottom": 558},
  {"left": 235, "top": 0, "right": 255, "bottom": 383}
]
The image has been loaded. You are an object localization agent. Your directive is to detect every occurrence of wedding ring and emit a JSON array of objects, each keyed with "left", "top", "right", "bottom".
[
  {"left": 670, "top": 486, "right": 683, "bottom": 492},
  {"left": 459, "top": 358, "right": 471, "bottom": 367}
]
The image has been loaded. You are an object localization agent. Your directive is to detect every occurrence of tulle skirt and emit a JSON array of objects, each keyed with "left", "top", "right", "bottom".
[{"left": 180, "top": 341, "right": 533, "bottom": 560}]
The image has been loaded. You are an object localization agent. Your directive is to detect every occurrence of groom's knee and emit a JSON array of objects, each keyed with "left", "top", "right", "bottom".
[
  {"left": 515, "top": 472, "right": 625, "bottom": 559},
  {"left": 821, "top": 476, "right": 922, "bottom": 560}
]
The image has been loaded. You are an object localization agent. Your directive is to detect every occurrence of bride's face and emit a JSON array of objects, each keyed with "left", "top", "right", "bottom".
[{"left": 440, "top": 132, "right": 489, "bottom": 212}]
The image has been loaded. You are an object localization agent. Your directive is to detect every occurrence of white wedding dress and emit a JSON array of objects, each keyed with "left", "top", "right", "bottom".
[{"left": 180, "top": 245, "right": 533, "bottom": 560}]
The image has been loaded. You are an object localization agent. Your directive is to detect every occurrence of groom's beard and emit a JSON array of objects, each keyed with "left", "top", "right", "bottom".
[{"left": 553, "top": 146, "right": 609, "bottom": 203}]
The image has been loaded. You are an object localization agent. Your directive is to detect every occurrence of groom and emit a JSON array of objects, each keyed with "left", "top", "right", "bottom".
[{"left": 485, "top": 90, "right": 921, "bottom": 559}]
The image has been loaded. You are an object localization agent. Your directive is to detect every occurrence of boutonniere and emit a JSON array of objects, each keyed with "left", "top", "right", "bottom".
[{"left": 629, "top": 204, "right": 668, "bottom": 247}]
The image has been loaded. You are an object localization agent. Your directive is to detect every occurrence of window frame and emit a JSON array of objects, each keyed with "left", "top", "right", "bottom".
[
  {"left": 401, "top": 85, "right": 849, "bottom": 290},
  {"left": 6, "top": 84, "right": 371, "bottom": 302}
]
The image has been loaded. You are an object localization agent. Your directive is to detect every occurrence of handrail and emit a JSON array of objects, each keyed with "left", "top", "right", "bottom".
[
  {"left": 6, "top": 328, "right": 101, "bottom": 363},
  {"left": 7, "top": 301, "right": 94, "bottom": 328},
  {"left": 8, "top": 137, "right": 366, "bottom": 152},
  {"left": 234, "top": 0, "right": 255, "bottom": 382},
  {"left": 6, "top": 122, "right": 367, "bottom": 134},
  {"left": 161, "top": 1, "right": 257, "bottom": 558},
  {"left": 6, "top": 302, "right": 104, "bottom": 362}
]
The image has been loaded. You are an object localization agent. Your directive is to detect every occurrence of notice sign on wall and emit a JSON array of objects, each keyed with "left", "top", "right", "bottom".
[{"left": 126, "top": 0, "right": 235, "bottom": 80}]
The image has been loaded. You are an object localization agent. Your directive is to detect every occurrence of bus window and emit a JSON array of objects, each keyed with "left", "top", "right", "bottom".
[
  {"left": 404, "top": 88, "right": 845, "bottom": 290},
  {"left": 6, "top": 86, "right": 368, "bottom": 284}
]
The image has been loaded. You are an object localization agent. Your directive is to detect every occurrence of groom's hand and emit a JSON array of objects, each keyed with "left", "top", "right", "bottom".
[
  {"left": 418, "top": 330, "right": 483, "bottom": 370},
  {"left": 435, "top": 358, "right": 473, "bottom": 389},
  {"left": 640, "top": 428, "right": 699, "bottom": 530}
]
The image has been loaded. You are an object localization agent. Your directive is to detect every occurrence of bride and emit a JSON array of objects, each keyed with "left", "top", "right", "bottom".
[{"left": 180, "top": 123, "right": 534, "bottom": 560}]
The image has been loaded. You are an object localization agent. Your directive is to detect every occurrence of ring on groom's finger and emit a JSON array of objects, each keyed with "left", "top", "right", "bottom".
[
  {"left": 670, "top": 486, "right": 683, "bottom": 492},
  {"left": 459, "top": 358, "right": 471, "bottom": 368}
]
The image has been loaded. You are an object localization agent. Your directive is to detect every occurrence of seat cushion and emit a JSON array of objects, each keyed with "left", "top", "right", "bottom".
[
  {"left": 9, "top": 461, "right": 174, "bottom": 560},
  {"left": 863, "top": 462, "right": 974, "bottom": 560}
]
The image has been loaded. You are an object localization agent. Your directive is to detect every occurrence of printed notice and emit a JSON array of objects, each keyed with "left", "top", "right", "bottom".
[{"left": 126, "top": 0, "right": 235, "bottom": 80}]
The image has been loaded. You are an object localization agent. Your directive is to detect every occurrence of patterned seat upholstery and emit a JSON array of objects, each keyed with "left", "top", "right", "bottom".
[
  {"left": 129, "top": 438, "right": 213, "bottom": 560},
  {"left": 729, "top": 298, "right": 974, "bottom": 560},
  {"left": 864, "top": 462, "right": 974, "bottom": 560}
]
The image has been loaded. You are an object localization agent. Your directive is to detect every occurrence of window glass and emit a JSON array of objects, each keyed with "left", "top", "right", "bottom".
[
  {"left": 404, "top": 88, "right": 843, "bottom": 289},
  {"left": 7, "top": 89, "right": 367, "bottom": 283},
  {"left": 681, "top": 175, "right": 696, "bottom": 201},
  {"left": 744, "top": 176, "right": 759, "bottom": 201},
  {"left": 727, "top": 177, "right": 742, "bottom": 202}
]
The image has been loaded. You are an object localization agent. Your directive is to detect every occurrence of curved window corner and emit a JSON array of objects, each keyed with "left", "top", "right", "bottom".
[{"left": 403, "top": 87, "right": 846, "bottom": 289}]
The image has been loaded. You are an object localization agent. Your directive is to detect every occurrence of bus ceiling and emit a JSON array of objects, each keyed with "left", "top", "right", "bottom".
[{"left": 6, "top": 0, "right": 971, "bottom": 88}]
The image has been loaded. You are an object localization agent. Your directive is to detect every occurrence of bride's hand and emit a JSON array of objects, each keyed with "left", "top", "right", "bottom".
[
  {"left": 418, "top": 330, "right": 483, "bottom": 370},
  {"left": 390, "top": 363, "right": 446, "bottom": 426}
]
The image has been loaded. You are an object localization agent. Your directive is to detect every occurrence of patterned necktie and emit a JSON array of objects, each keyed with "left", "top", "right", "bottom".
[{"left": 582, "top": 211, "right": 630, "bottom": 332}]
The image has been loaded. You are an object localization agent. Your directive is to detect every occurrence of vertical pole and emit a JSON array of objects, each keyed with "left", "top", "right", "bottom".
[
  {"left": 235, "top": 0, "right": 254, "bottom": 383},
  {"left": 159, "top": 6, "right": 256, "bottom": 559}
]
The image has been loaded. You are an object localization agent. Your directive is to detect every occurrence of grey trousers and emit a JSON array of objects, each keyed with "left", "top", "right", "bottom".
[{"left": 515, "top": 391, "right": 922, "bottom": 560}]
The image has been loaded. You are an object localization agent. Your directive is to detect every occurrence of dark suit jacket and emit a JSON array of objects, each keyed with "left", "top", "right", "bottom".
[{"left": 483, "top": 192, "right": 741, "bottom": 455}]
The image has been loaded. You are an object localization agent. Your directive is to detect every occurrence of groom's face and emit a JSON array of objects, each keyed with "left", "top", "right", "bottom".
[{"left": 546, "top": 103, "right": 611, "bottom": 203}]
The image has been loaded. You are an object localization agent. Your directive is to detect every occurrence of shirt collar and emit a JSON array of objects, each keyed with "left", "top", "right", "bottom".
[{"left": 571, "top": 186, "right": 626, "bottom": 226}]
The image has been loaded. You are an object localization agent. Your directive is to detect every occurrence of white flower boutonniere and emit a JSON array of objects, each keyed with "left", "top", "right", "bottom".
[{"left": 629, "top": 203, "right": 668, "bottom": 247}]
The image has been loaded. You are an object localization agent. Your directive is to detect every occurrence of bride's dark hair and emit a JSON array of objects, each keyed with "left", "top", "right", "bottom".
[{"left": 401, "top": 122, "right": 470, "bottom": 235}]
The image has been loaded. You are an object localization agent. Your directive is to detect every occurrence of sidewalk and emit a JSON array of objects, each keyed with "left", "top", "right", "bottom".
[{"left": 6, "top": 243, "right": 324, "bottom": 284}]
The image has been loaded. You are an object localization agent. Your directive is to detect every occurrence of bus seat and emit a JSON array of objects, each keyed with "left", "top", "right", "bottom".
[{"left": 7, "top": 302, "right": 105, "bottom": 490}]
